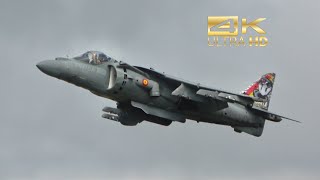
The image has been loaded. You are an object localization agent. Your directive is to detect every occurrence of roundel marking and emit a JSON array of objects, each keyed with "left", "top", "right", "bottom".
[{"left": 142, "top": 79, "right": 149, "bottom": 87}]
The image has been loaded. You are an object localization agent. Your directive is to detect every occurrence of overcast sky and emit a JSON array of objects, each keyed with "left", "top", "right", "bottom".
[{"left": 0, "top": 0, "right": 319, "bottom": 179}]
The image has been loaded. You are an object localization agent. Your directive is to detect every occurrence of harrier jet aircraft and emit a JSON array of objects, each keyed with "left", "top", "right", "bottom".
[{"left": 37, "top": 51, "right": 299, "bottom": 137}]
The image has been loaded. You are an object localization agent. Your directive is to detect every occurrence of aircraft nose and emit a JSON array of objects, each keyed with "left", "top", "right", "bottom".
[{"left": 36, "top": 60, "right": 63, "bottom": 78}]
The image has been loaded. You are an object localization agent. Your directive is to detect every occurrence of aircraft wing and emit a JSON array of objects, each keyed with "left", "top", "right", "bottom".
[
  {"left": 165, "top": 74, "right": 266, "bottom": 102},
  {"left": 134, "top": 66, "right": 300, "bottom": 123},
  {"left": 134, "top": 66, "right": 265, "bottom": 107}
]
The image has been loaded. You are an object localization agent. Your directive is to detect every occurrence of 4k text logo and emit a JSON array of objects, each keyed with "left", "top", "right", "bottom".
[{"left": 208, "top": 16, "right": 268, "bottom": 47}]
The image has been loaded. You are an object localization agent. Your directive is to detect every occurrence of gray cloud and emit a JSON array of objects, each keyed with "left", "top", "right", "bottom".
[{"left": 0, "top": 0, "right": 319, "bottom": 179}]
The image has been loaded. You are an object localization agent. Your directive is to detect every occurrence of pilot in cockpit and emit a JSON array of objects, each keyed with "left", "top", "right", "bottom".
[{"left": 74, "top": 51, "right": 110, "bottom": 65}]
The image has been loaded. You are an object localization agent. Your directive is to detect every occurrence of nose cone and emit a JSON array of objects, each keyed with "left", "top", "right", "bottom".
[
  {"left": 36, "top": 60, "right": 62, "bottom": 78},
  {"left": 37, "top": 59, "right": 108, "bottom": 92}
]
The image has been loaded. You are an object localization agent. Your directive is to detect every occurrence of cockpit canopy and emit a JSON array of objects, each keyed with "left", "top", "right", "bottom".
[{"left": 74, "top": 51, "right": 111, "bottom": 65}]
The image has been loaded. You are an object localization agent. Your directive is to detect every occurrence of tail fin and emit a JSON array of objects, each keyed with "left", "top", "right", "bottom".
[{"left": 242, "top": 73, "right": 276, "bottom": 110}]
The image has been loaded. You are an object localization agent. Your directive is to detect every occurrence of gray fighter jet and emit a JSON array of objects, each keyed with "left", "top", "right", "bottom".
[{"left": 37, "top": 51, "right": 299, "bottom": 137}]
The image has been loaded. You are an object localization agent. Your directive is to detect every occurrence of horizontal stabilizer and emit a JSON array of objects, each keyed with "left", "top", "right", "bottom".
[{"left": 251, "top": 106, "right": 300, "bottom": 123}]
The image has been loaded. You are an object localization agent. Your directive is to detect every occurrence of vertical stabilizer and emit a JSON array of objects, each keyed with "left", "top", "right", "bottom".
[{"left": 243, "top": 73, "right": 276, "bottom": 110}]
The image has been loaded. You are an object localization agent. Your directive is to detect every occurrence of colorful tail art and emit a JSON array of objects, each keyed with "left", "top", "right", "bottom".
[{"left": 243, "top": 73, "right": 276, "bottom": 110}]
